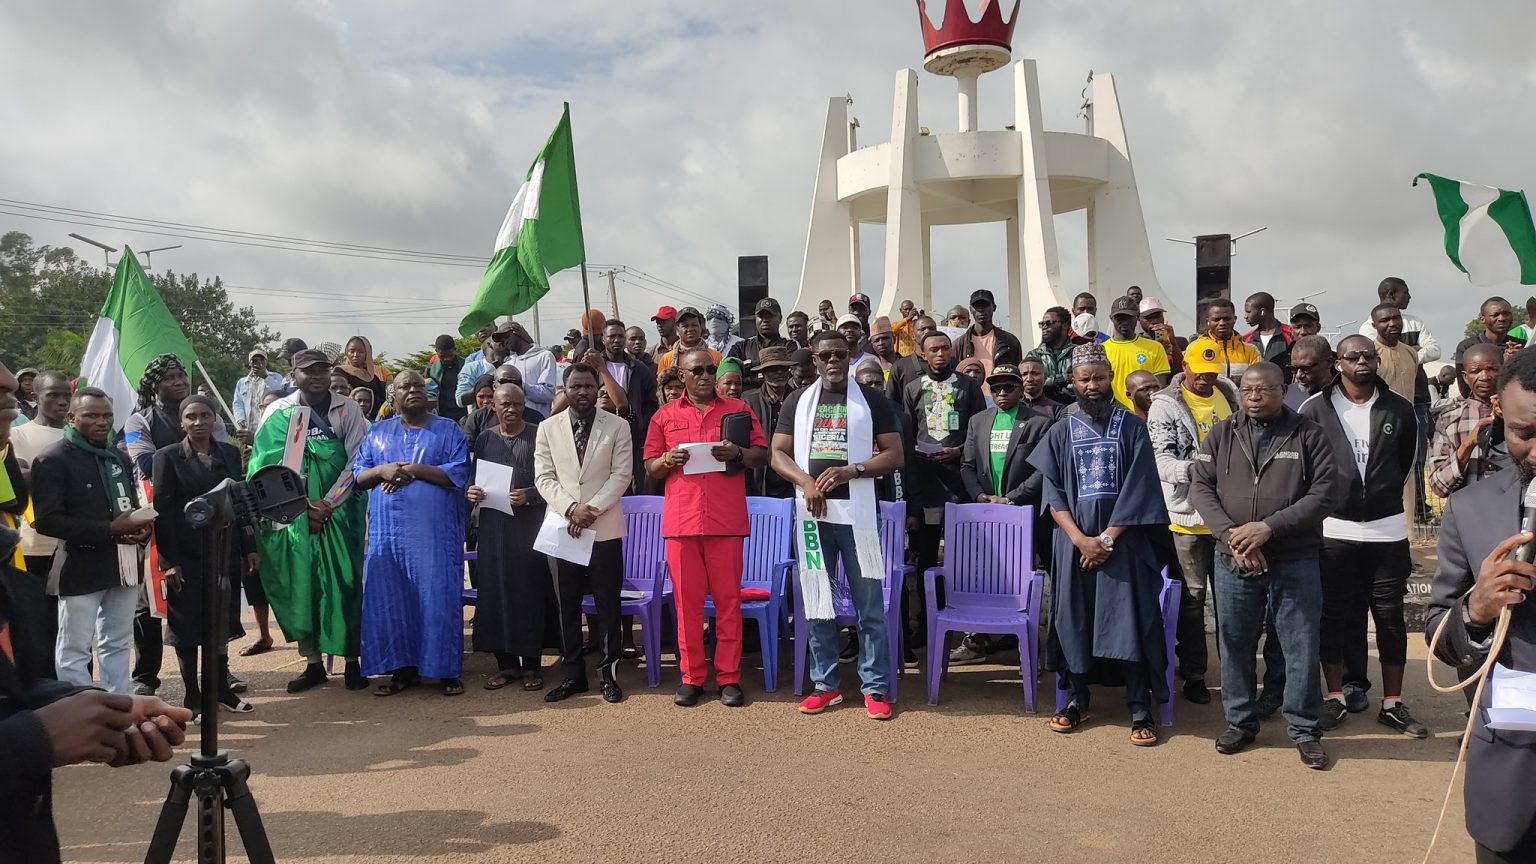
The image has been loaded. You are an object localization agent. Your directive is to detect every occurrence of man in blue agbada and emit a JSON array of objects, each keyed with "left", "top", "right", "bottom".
[
  {"left": 353, "top": 370, "right": 470, "bottom": 697},
  {"left": 1028, "top": 341, "right": 1172, "bottom": 746}
]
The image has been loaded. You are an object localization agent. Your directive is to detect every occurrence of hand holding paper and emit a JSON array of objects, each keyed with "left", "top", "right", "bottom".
[{"left": 681, "top": 442, "right": 728, "bottom": 475}]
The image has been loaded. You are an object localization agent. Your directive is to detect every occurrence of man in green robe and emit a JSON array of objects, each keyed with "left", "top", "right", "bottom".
[{"left": 248, "top": 349, "right": 368, "bottom": 692}]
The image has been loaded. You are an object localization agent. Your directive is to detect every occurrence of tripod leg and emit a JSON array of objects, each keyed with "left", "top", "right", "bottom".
[
  {"left": 223, "top": 759, "right": 277, "bottom": 864},
  {"left": 143, "top": 765, "right": 195, "bottom": 864}
]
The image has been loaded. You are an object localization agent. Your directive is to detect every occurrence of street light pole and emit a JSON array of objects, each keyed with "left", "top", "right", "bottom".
[
  {"left": 139, "top": 245, "right": 182, "bottom": 269},
  {"left": 67, "top": 232, "right": 117, "bottom": 268}
]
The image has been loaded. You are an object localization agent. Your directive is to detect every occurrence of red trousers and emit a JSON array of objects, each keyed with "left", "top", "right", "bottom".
[{"left": 667, "top": 536, "right": 744, "bottom": 686}]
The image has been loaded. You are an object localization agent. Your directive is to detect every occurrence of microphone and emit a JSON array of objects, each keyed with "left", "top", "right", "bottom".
[{"left": 1516, "top": 476, "right": 1536, "bottom": 564}]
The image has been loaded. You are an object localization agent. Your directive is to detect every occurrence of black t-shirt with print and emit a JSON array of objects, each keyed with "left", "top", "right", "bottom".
[{"left": 774, "top": 383, "right": 898, "bottom": 499}]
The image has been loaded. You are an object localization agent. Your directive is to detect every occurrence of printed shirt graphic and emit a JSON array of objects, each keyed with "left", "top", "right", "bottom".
[
  {"left": 1104, "top": 337, "right": 1171, "bottom": 408},
  {"left": 990, "top": 406, "right": 1017, "bottom": 496},
  {"left": 920, "top": 376, "right": 959, "bottom": 439},
  {"left": 1181, "top": 387, "right": 1231, "bottom": 443}
]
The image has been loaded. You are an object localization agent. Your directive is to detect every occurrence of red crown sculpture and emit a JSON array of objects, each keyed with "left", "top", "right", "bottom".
[{"left": 917, "top": 0, "right": 1019, "bottom": 57}]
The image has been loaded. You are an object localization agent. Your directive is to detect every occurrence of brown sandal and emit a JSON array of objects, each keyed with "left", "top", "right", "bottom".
[
  {"left": 520, "top": 670, "right": 544, "bottom": 691},
  {"left": 1049, "top": 704, "right": 1089, "bottom": 733},
  {"left": 484, "top": 672, "right": 515, "bottom": 691},
  {"left": 239, "top": 639, "right": 273, "bottom": 657},
  {"left": 1130, "top": 719, "right": 1160, "bottom": 747}
]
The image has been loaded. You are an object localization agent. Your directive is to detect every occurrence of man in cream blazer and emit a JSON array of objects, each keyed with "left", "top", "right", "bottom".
[{"left": 534, "top": 363, "right": 634, "bottom": 704}]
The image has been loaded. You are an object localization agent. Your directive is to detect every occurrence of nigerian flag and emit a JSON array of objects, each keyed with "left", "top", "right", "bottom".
[
  {"left": 78, "top": 247, "right": 199, "bottom": 429},
  {"left": 459, "top": 103, "right": 586, "bottom": 336},
  {"left": 1414, "top": 173, "right": 1536, "bottom": 286}
]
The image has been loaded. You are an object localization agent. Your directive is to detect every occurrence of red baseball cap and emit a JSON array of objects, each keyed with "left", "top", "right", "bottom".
[{"left": 651, "top": 306, "right": 677, "bottom": 322}]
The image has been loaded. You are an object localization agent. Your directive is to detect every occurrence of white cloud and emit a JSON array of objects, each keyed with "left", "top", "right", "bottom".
[{"left": 1, "top": 0, "right": 1532, "bottom": 361}]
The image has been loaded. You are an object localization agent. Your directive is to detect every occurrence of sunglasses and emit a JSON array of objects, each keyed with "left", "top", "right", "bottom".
[
  {"left": 686, "top": 365, "right": 718, "bottom": 377},
  {"left": 815, "top": 349, "right": 850, "bottom": 362},
  {"left": 1339, "top": 350, "right": 1379, "bottom": 363},
  {"left": 989, "top": 382, "right": 1020, "bottom": 394}
]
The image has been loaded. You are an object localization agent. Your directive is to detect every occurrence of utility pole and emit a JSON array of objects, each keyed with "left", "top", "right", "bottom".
[
  {"left": 139, "top": 245, "right": 182, "bottom": 269},
  {"left": 606, "top": 269, "right": 620, "bottom": 319}
]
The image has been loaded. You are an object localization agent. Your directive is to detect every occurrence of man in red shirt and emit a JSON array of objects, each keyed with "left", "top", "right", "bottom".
[{"left": 643, "top": 347, "right": 769, "bottom": 707}]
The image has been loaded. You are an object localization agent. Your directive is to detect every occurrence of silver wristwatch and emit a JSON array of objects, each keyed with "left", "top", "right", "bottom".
[{"left": 1098, "top": 532, "right": 1114, "bottom": 550}]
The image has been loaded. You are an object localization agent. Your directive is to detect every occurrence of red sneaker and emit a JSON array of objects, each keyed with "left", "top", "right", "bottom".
[
  {"left": 864, "top": 693, "right": 893, "bottom": 720},
  {"left": 798, "top": 690, "right": 843, "bottom": 714}
]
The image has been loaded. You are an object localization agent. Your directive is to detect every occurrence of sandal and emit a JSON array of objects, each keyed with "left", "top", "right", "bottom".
[
  {"left": 239, "top": 639, "right": 273, "bottom": 657},
  {"left": 441, "top": 678, "right": 465, "bottom": 696},
  {"left": 521, "top": 670, "right": 544, "bottom": 692},
  {"left": 484, "top": 672, "right": 515, "bottom": 691},
  {"left": 1049, "top": 703, "right": 1089, "bottom": 733},
  {"left": 1130, "top": 719, "right": 1160, "bottom": 747},
  {"left": 374, "top": 672, "right": 419, "bottom": 697}
]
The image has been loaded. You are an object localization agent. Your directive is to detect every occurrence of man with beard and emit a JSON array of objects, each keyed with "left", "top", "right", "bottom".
[
  {"left": 249, "top": 350, "right": 369, "bottom": 694},
  {"left": 232, "top": 349, "right": 285, "bottom": 437},
  {"left": 123, "top": 354, "right": 229, "bottom": 696},
  {"left": 902, "top": 331, "right": 986, "bottom": 663},
  {"left": 1185, "top": 298, "right": 1260, "bottom": 383},
  {"left": 1429, "top": 343, "right": 1504, "bottom": 497},
  {"left": 886, "top": 315, "right": 940, "bottom": 403},
  {"left": 1425, "top": 349, "right": 1536, "bottom": 860},
  {"left": 1370, "top": 303, "right": 1420, "bottom": 403},
  {"left": 1300, "top": 335, "right": 1424, "bottom": 737},
  {"left": 1027, "top": 342, "right": 1171, "bottom": 746},
  {"left": 1188, "top": 363, "right": 1337, "bottom": 768},
  {"left": 1285, "top": 335, "right": 1334, "bottom": 409},
  {"left": 1029, "top": 306, "right": 1077, "bottom": 405},
  {"left": 954, "top": 289, "right": 1024, "bottom": 376},
  {"left": 728, "top": 298, "right": 792, "bottom": 373},
  {"left": 502, "top": 321, "right": 560, "bottom": 418},
  {"left": 743, "top": 346, "right": 798, "bottom": 498}
]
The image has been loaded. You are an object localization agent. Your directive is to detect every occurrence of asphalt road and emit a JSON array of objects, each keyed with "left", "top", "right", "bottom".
[{"left": 53, "top": 625, "right": 1478, "bottom": 864}]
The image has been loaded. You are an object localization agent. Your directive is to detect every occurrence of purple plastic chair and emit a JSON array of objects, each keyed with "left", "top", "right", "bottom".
[
  {"left": 462, "top": 551, "right": 478, "bottom": 606},
  {"left": 924, "top": 502, "right": 1046, "bottom": 710},
  {"left": 1051, "top": 568, "right": 1182, "bottom": 727},
  {"left": 698, "top": 497, "right": 794, "bottom": 692},
  {"left": 581, "top": 496, "right": 668, "bottom": 687},
  {"left": 792, "top": 500, "right": 910, "bottom": 702}
]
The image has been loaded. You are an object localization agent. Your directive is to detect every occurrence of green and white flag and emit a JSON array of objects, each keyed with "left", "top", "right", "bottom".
[
  {"left": 1414, "top": 173, "right": 1536, "bottom": 286},
  {"left": 459, "top": 103, "right": 586, "bottom": 336},
  {"left": 78, "top": 246, "right": 199, "bottom": 429}
]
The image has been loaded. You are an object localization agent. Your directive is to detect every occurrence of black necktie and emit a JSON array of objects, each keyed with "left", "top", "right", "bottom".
[{"left": 573, "top": 415, "right": 590, "bottom": 464}]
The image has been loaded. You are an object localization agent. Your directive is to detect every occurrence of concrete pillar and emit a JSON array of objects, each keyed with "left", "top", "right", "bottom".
[
  {"left": 1006, "top": 216, "right": 1024, "bottom": 342},
  {"left": 794, "top": 97, "right": 858, "bottom": 314},
  {"left": 879, "top": 69, "right": 923, "bottom": 320},
  {"left": 921, "top": 221, "right": 933, "bottom": 311},
  {"left": 1013, "top": 60, "right": 1065, "bottom": 333},
  {"left": 957, "top": 73, "right": 979, "bottom": 133}
]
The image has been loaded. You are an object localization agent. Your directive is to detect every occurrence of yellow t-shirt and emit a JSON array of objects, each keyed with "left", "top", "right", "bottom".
[
  {"left": 1169, "top": 385, "right": 1232, "bottom": 536},
  {"left": 1104, "top": 336, "right": 1171, "bottom": 408},
  {"left": 1186, "top": 334, "right": 1261, "bottom": 381}
]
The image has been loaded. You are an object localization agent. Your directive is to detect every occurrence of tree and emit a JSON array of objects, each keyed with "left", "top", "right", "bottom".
[{"left": 0, "top": 231, "right": 279, "bottom": 403}]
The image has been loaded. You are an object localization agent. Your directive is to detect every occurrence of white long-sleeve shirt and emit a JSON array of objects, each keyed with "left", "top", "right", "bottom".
[
  {"left": 1359, "top": 311, "right": 1440, "bottom": 364},
  {"left": 508, "top": 347, "right": 558, "bottom": 417}
]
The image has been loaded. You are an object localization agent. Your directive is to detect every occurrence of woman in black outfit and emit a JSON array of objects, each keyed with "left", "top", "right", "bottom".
[{"left": 150, "top": 395, "right": 255, "bottom": 717}]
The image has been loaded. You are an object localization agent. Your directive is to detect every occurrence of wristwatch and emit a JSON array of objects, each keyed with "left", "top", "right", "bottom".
[
  {"left": 1098, "top": 532, "right": 1115, "bottom": 550},
  {"left": 854, "top": 463, "right": 867, "bottom": 477}
]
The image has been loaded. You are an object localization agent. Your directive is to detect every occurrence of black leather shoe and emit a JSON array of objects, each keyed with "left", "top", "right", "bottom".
[
  {"left": 601, "top": 680, "right": 624, "bottom": 703},
  {"left": 1214, "top": 728, "right": 1256, "bottom": 755},
  {"left": 720, "top": 683, "right": 746, "bottom": 707},
  {"left": 674, "top": 684, "right": 704, "bottom": 706},
  {"left": 344, "top": 659, "right": 368, "bottom": 691},
  {"left": 544, "top": 679, "right": 589, "bottom": 703},
  {"left": 1297, "top": 741, "right": 1330, "bottom": 770},
  {"left": 1183, "top": 679, "right": 1212, "bottom": 705},
  {"left": 286, "top": 663, "right": 327, "bottom": 694}
]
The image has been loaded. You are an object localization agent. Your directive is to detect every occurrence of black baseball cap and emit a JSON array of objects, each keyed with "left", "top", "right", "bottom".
[
  {"left": 986, "top": 363, "right": 1022, "bottom": 384},
  {"left": 290, "top": 349, "right": 332, "bottom": 370},
  {"left": 1289, "top": 302, "right": 1320, "bottom": 323},
  {"left": 755, "top": 297, "right": 782, "bottom": 317},
  {"left": 848, "top": 293, "right": 871, "bottom": 311},
  {"left": 970, "top": 289, "right": 995, "bottom": 307},
  {"left": 1109, "top": 296, "right": 1140, "bottom": 319},
  {"left": 677, "top": 306, "right": 703, "bottom": 323}
]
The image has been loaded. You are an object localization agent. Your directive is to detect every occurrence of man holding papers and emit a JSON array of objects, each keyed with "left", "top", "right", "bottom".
[
  {"left": 1426, "top": 347, "right": 1536, "bottom": 861},
  {"left": 644, "top": 348, "right": 768, "bottom": 708},
  {"left": 468, "top": 383, "right": 550, "bottom": 692},
  {"left": 535, "top": 364, "right": 634, "bottom": 704},
  {"left": 770, "top": 331, "right": 904, "bottom": 719}
]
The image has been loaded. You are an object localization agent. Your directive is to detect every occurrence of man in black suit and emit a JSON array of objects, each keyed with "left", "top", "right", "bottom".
[
  {"left": 596, "top": 319, "right": 659, "bottom": 492},
  {"left": 1427, "top": 347, "right": 1536, "bottom": 861}
]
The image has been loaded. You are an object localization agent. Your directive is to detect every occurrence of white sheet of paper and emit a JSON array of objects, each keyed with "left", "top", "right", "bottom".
[
  {"left": 474, "top": 460, "right": 516, "bottom": 516},
  {"left": 1485, "top": 708, "right": 1536, "bottom": 732},
  {"left": 1490, "top": 663, "right": 1536, "bottom": 712},
  {"left": 681, "top": 441, "right": 728, "bottom": 475},
  {"left": 533, "top": 510, "right": 595, "bottom": 566}
]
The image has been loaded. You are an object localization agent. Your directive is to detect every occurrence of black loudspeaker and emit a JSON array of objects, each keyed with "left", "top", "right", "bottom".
[
  {"left": 738, "top": 255, "right": 769, "bottom": 336},
  {"left": 1193, "top": 234, "right": 1231, "bottom": 331}
]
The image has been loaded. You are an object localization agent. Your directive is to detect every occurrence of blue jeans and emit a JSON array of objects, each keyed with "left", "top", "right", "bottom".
[
  {"left": 1214, "top": 555, "right": 1323, "bottom": 743},
  {"left": 55, "top": 585, "right": 139, "bottom": 695},
  {"left": 807, "top": 522, "right": 891, "bottom": 696}
]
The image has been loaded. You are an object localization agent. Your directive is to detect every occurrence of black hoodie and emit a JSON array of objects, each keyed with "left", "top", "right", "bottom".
[{"left": 1298, "top": 375, "right": 1416, "bottom": 525}]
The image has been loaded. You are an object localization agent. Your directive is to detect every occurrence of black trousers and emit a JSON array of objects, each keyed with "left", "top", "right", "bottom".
[
  {"left": 553, "top": 538, "right": 622, "bottom": 684},
  {"left": 10, "top": 556, "right": 58, "bottom": 679},
  {"left": 132, "top": 598, "right": 163, "bottom": 689},
  {"left": 1320, "top": 537, "right": 1411, "bottom": 677}
]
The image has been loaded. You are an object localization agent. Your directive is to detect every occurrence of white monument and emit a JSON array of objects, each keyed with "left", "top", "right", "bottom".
[{"left": 795, "top": 0, "right": 1174, "bottom": 344}]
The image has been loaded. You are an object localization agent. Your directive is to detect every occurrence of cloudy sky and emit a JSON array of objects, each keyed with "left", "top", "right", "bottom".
[{"left": 2, "top": 1, "right": 1532, "bottom": 360}]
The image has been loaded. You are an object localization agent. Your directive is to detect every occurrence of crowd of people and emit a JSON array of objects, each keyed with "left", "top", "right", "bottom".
[{"left": 6, "top": 277, "right": 1536, "bottom": 855}]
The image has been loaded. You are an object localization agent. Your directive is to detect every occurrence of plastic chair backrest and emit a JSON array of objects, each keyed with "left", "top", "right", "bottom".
[
  {"left": 941, "top": 502, "right": 1035, "bottom": 609},
  {"left": 742, "top": 497, "right": 793, "bottom": 589},
  {"left": 621, "top": 496, "right": 666, "bottom": 589}
]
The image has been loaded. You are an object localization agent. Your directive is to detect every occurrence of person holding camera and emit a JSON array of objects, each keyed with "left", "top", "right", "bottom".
[{"left": 150, "top": 394, "right": 256, "bottom": 718}]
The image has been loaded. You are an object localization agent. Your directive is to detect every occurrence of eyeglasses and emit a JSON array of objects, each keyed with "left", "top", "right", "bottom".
[
  {"left": 1339, "top": 350, "right": 1379, "bottom": 363},
  {"left": 1238, "top": 385, "right": 1282, "bottom": 397},
  {"left": 990, "top": 382, "right": 1020, "bottom": 394},
  {"left": 815, "top": 349, "right": 850, "bottom": 362},
  {"left": 685, "top": 365, "right": 718, "bottom": 377}
]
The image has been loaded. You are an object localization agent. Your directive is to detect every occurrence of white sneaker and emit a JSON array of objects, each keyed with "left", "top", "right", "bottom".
[{"left": 947, "top": 641, "right": 987, "bottom": 666}]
